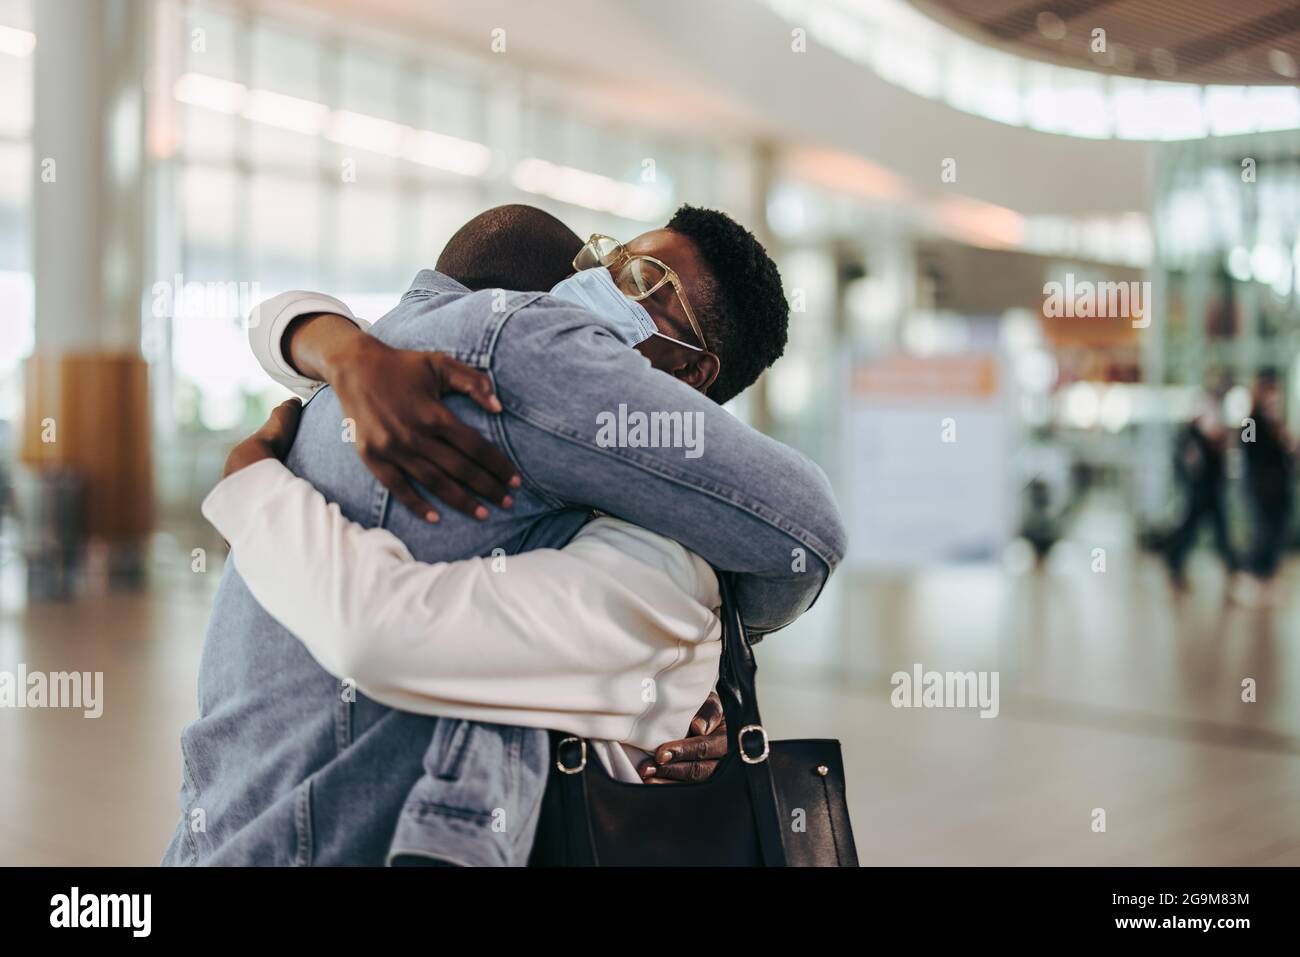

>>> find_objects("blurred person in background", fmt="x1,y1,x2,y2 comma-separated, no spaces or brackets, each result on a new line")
1021,479,1058,565
1165,390,1235,588
1017,428,1076,565
1237,371,1295,603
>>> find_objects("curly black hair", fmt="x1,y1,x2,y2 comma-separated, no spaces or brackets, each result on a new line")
665,204,789,405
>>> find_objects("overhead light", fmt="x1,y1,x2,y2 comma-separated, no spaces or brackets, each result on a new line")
1149,48,1178,77
173,72,247,114
511,157,666,221
242,89,328,135
173,72,491,177
404,129,493,177
1099,385,1133,433
782,146,909,203
1250,243,1287,286
0,25,35,58
932,196,1025,249
1035,12,1066,41
1062,383,1101,430
1268,49,1298,79
327,110,407,157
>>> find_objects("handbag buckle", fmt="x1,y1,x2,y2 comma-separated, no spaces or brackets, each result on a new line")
556,736,587,774
738,724,770,764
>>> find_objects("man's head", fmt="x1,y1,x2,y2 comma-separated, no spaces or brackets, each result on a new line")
437,204,582,294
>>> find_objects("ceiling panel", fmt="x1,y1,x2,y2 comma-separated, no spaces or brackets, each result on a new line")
913,0,1300,85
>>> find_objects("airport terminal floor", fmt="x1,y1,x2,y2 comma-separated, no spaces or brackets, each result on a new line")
4,519,1297,867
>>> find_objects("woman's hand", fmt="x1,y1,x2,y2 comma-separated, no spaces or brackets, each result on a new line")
638,691,727,783
331,336,521,523
223,398,304,479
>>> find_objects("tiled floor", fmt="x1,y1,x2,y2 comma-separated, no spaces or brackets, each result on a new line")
1,543,1297,865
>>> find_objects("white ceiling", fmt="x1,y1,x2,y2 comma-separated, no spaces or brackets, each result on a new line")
281,0,1154,217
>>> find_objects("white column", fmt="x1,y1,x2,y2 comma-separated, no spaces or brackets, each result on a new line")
25,0,154,551
32,0,147,354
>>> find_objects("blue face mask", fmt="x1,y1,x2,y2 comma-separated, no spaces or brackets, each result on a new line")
549,267,658,347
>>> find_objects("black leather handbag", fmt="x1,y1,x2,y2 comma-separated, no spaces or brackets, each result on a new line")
529,573,858,866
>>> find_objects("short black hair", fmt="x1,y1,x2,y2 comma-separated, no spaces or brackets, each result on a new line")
437,204,582,293
665,204,789,404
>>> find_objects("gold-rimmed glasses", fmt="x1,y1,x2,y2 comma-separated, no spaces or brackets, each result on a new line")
573,234,709,352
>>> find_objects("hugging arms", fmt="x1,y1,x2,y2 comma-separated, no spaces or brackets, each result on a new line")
168,204,845,865
222,270,842,777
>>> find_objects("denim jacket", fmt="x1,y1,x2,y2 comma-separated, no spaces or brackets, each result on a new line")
163,270,845,866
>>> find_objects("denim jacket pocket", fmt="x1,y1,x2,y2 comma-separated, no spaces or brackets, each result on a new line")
390,722,548,866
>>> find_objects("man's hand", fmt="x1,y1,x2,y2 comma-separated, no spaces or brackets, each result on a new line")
283,312,521,523
638,691,727,783
223,398,303,479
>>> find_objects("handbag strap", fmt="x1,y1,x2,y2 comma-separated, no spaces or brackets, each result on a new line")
551,733,598,866
715,572,788,866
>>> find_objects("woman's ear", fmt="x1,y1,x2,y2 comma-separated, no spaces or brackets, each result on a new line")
674,352,720,394
634,337,720,395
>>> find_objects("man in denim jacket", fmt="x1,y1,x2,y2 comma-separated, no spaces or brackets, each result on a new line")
163,205,845,866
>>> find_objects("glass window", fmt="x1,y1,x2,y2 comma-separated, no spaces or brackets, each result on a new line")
179,165,238,264
426,70,483,145
0,269,32,419
247,24,325,167
179,101,239,163
335,184,401,291
249,22,320,101
248,173,322,287
182,6,242,83
339,50,401,122
0,43,31,134
0,0,30,429
153,0,716,444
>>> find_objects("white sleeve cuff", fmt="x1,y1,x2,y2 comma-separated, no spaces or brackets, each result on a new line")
247,291,372,400
201,458,297,544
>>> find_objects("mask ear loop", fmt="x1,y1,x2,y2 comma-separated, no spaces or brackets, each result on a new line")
650,332,704,353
